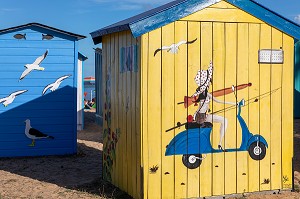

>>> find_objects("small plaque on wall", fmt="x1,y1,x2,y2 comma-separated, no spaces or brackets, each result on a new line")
258,49,284,64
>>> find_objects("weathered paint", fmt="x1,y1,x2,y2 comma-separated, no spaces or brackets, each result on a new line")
0,24,84,157
99,0,295,198
295,41,300,118
101,31,141,199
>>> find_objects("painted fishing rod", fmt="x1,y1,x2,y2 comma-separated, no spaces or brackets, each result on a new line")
178,83,252,108
166,87,281,132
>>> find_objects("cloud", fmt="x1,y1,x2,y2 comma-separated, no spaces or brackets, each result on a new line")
295,15,300,24
88,0,170,11
0,8,19,13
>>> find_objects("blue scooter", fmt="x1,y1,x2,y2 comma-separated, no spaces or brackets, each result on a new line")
165,93,268,169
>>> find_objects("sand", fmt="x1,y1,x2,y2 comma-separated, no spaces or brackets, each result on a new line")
0,111,300,199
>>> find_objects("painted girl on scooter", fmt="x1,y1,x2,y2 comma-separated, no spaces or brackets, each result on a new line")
192,61,236,152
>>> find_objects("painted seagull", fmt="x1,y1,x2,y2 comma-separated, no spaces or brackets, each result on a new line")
24,119,54,147
42,75,71,95
0,90,28,107
154,38,197,56
19,50,48,81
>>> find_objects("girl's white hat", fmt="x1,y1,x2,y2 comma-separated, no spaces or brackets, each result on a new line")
194,61,213,93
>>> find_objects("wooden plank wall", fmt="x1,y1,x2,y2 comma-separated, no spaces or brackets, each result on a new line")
139,1,294,198
102,31,141,199
0,27,77,157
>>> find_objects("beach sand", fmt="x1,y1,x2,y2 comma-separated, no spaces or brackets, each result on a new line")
0,111,300,199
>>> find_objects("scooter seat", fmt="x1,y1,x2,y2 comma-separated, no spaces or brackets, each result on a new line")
185,122,213,129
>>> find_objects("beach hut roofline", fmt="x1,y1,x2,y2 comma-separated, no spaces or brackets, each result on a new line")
0,22,86,40
90,0,300,44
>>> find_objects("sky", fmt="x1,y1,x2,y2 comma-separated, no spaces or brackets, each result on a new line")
0,0,299,77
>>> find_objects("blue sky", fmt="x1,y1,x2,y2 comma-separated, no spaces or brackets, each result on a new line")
0,0,299,77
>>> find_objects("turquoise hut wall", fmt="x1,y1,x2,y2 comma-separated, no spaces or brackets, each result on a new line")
0,23,85,157
295,40,300,118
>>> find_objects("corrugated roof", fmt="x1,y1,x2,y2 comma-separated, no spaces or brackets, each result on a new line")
90,0,300,44
0,23,86,40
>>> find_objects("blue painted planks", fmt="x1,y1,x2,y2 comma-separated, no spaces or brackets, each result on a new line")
0,48,74,56
0,64,74,72
0,31,67,41
0,72,73,79
0,55,74,64
0,24,78,158
0,40,74,49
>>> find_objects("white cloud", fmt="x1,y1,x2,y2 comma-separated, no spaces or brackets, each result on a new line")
88,0,170,11
295,15,300,24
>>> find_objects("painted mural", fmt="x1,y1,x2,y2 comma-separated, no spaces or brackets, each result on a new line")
42,75,71,95
0,90,27,107
19,49,48,81
103,66,121,181
165,61,269,169
154,38,197,56
24,119,55,147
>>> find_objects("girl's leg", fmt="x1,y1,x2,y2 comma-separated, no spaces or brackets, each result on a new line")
206,114,228,148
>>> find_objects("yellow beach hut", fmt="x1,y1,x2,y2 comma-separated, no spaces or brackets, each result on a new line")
90,0,300,198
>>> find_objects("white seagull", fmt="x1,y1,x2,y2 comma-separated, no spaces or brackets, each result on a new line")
19,50,48,81
0,90,28,107
42,75,71,95
24,119,54,147
154,38,197,56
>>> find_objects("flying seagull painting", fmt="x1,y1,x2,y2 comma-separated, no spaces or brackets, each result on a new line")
19,50,48,81
154,38,197,56
24,119,54,147
0,90,27,107
42,75,71,95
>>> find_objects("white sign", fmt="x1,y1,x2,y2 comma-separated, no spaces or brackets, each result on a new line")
258,49,284,64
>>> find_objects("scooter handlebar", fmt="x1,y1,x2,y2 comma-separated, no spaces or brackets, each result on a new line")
239,99,245,107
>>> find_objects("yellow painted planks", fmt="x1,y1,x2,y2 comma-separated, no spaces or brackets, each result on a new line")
161,22,176,199
141,33,149,199
186,21,201,198
121,31,128,191
147,28,162,199
281,33,294,190
110,34,116,184
181,6,263,24
270,28,283,190
102,35,108,181
224,22,238,195
212,22,225,196
131,36,138,198
199,22,213,197
236,23,249,194
259,24,271,191
248,23,260,193
174,21,188,199
136,37,142,199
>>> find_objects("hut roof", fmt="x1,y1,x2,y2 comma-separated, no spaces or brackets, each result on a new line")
0,22,86,40
90,0,300,44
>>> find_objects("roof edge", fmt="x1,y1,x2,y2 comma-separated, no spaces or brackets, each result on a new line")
0,23,86,40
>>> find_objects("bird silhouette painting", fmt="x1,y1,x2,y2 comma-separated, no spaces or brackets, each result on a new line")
19,50,48,81
24,119,54,147
154,38,197,56
0,90,27,107
42,75,71,95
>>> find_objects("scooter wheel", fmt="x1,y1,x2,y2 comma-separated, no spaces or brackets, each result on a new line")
182,154,202,169
248,141,266,160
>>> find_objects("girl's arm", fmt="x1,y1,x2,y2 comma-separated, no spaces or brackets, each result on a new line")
207,92,236,105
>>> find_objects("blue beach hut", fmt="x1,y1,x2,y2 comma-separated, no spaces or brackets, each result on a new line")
0,23,85,157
